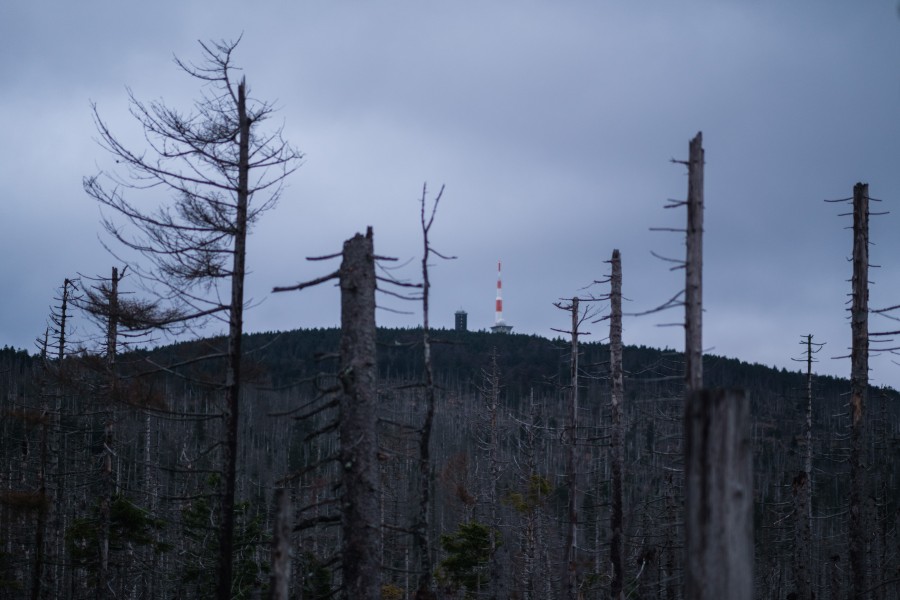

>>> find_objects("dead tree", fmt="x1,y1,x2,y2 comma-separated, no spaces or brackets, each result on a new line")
337,229,381,599
684,132,704,393
414,183,450,600
663,132,753,599
84,38,301,600
608,249,625,600
553,297,595,600
790,334,823,600
274,228,383,599
269,488,293,600
848,182,870,599
684,389,753,600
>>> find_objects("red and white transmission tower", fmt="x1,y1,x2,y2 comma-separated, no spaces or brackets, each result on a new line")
491,260,513,334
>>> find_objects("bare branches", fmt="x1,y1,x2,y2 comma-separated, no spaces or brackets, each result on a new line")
272,271,340,294
85,38,302,302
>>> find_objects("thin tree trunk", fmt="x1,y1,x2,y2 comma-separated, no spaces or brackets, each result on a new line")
563,297,579,600
849,181,869,600
684,389,753,600
685,132,704,393
609,249,625,600
269,488,292,600
216,78,250,600
338,228,380,600
98,266,120,600
415,186,440,600
793,334,815,600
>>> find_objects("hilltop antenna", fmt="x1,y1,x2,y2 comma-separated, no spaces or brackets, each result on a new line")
491,260,513,333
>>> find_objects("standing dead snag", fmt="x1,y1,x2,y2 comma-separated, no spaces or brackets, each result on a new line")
790,334,822,600
338,228,381,600
684,389,753,600
273,227,385,598
84,38,301,600
673,133,753,599
552,297,593,600
608,249,625,600
685,132,704,394
269,488,293,600
415,183,450,600
848,182,869,600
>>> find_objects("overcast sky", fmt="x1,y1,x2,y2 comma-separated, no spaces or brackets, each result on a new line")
3,2,900,389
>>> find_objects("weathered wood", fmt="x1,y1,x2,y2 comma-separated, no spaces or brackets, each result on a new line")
339,227,381,600
563,297,579,600
684,388,753,600
268,488,292,600
609,249,625,600
216,78,251,600
792,334,815,600
848,181,869,599
685,132,704,393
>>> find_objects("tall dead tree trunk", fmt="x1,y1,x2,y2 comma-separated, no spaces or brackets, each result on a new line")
680,133,753,599
269,488,293,600
684,389,753,600
216,77,251,600
563,297,579,600
98,266,121,600
609,249,625,600
685,132,704,393
338,228,380,600
792,334,816,600
415,184,447,600
848,181,869,600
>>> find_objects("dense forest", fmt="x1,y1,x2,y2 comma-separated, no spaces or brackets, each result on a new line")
0,326,897,599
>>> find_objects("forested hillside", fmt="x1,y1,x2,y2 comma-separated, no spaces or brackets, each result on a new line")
1,327,897,599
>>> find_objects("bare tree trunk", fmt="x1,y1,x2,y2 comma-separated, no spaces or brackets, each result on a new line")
98,266,120,600
609,249,625,600
415,185,444,600
216,78,250,600
849,181,869,600
793,334,815,600
563,297,579,600
685,132,704,393
338,228,381,600
684,389,753,600
269,488,293,600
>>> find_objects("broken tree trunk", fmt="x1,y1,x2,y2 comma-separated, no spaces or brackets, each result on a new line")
563,297,579,600
849,182,869,600
338,227,381,600
269,488,293,600
685,132,704,393
684,388,753,600
609,249,625,600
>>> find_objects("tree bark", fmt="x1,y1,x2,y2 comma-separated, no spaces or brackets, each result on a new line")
849,181,869,600
269,488,293,600
609,249,625,600
338,228,381,600
685,132,704,393
563,297,579,600
792,334,815,600
684,389,753,600
216,78,250,600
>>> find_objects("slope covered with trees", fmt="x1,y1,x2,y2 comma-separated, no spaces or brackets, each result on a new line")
0,326,897,599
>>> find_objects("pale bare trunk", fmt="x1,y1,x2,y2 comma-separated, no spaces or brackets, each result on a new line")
849,182,869,600
338,228,380,600
609,249,625,600
685,132,704,393
563,297,579,600
269,488,293,600
684,389,753,600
